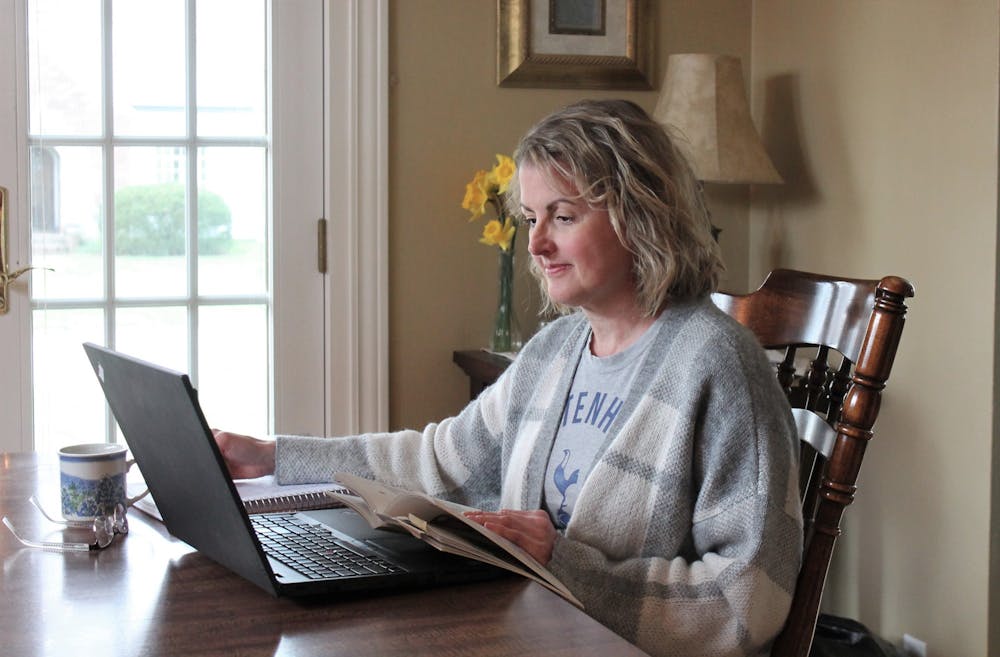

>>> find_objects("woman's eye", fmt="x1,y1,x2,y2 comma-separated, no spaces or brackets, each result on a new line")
523,216,537,227
556,215,574,224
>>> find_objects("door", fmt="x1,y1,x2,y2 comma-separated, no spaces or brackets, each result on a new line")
0,0,387,453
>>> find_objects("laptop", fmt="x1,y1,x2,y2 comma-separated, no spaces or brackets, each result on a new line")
83,343,499,597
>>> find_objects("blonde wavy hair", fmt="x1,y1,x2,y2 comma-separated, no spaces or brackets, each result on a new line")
506,99,724,317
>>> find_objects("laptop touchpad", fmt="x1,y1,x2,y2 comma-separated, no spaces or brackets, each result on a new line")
366,533,435,555
304,508,429,551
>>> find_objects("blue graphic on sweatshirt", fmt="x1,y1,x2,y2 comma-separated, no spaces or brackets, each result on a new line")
553,449,580,526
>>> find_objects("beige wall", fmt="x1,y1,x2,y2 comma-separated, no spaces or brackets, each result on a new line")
751,2,999,656
389,1,1000,655
388,0,754,429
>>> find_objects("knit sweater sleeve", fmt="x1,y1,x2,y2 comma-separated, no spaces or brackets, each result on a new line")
545,311,803,657
271,362,516,510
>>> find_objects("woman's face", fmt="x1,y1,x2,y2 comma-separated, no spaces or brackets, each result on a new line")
520,163,636,316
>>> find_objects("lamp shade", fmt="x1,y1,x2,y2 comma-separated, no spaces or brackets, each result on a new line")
653,54,782,184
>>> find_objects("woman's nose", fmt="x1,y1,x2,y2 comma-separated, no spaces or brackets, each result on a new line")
527,221,551,256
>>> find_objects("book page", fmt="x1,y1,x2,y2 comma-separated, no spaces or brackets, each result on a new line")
333,473,475,522
333,472,582,608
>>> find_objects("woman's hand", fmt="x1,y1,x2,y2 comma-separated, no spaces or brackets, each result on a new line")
464,509,556,565
212,429,276,479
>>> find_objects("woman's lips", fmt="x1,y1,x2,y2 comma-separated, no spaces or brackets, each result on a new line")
540,261,570,276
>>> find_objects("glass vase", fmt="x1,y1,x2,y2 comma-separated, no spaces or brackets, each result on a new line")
490,247,522,353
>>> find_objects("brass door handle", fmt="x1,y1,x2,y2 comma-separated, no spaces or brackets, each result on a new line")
0,186,52,314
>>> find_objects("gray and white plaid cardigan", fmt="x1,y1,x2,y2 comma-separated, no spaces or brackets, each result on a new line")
275,296,803,657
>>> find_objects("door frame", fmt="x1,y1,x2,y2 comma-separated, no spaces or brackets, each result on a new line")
322,0,389,436
0,0,30,451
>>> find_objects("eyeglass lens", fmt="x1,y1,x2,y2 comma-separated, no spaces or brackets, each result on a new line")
92,505,129,549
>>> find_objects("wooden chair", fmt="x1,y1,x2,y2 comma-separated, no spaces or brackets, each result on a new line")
711,269,915,657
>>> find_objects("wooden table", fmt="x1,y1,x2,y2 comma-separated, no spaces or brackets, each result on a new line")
452,350,512,400
0,453,647,657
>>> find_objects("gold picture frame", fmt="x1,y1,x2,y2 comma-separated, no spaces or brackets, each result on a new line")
497,0,655,89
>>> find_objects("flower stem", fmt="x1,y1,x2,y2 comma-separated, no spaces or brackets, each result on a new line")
491,234,520,352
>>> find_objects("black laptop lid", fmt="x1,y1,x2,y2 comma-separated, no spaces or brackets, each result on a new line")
83,343,277,594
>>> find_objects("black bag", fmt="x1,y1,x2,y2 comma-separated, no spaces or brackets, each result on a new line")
809,614,903,657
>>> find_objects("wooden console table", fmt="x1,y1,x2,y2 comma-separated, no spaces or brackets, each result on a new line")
452,350,512,400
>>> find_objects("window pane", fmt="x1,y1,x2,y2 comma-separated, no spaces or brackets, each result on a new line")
114,147,187,297
115,306,188,372
199,305,267,436
197,0,266,137
113,0,186,137
33,309,107,454
30,146,104,300
28,0,103,136
198,147,266,295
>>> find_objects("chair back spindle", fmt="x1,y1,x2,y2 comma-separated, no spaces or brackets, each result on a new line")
712,269,914,657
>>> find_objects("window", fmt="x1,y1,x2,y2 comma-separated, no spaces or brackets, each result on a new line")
0,0,386,453
28,0,272,452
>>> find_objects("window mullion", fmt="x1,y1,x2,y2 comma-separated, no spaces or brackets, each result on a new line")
103,0,115,443
186,0,198,385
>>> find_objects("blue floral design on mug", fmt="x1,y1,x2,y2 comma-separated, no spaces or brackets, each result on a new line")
61,472,126,518
58,443,133,521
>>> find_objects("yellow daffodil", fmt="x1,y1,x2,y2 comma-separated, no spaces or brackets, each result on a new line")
487,154,516,195
460,155,520,352
462,170,490,221
479,216,517,252
462,154,517,252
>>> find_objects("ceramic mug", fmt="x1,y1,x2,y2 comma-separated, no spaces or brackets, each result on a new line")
58,443,145,521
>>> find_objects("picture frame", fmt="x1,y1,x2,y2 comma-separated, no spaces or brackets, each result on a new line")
497,0,655,89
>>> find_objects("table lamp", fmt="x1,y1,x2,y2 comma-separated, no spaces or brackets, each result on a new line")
652,53,781,238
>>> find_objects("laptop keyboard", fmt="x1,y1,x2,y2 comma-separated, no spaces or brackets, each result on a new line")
252,513,404,580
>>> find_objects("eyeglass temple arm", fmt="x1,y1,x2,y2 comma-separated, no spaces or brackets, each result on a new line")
29,495,91,527
2,517,94,552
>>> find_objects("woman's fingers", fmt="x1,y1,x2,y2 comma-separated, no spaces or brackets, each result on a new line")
465,509,555,565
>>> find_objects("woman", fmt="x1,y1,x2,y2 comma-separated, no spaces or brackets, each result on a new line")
217,99,802,657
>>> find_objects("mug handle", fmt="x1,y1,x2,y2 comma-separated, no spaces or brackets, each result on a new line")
124,458,150,507
126,488,151,506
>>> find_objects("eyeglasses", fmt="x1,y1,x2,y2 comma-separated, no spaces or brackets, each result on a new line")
2,497,129,552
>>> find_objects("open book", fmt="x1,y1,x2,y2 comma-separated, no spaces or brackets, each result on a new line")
331,472,582,608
